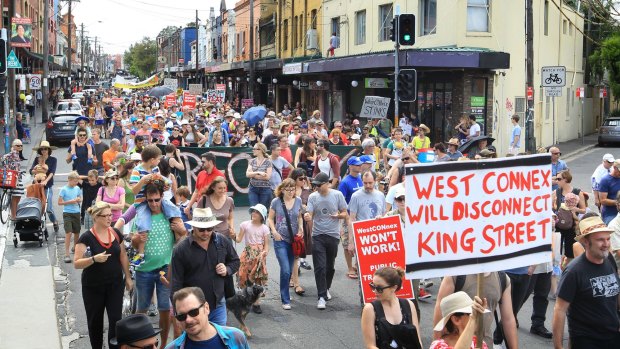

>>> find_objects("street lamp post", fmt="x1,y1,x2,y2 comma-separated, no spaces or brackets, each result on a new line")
42,0,50,122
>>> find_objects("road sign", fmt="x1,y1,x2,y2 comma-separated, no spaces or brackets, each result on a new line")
600,88,607,98
527,86,534,101
576,87,585,98
545,87,562,97
6,50,21,69
541,66,566,87
29,74,41,89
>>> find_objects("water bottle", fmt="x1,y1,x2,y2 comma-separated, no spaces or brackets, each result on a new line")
84,246,92,258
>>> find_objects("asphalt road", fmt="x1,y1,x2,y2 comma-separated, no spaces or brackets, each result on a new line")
2,128,612,348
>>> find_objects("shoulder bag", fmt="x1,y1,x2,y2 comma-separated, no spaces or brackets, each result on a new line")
281,199,305,256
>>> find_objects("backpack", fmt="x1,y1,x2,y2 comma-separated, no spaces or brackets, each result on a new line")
371,298,421,349
555,207,574,230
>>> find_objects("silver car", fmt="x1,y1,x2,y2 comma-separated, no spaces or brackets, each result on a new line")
598,117,620,146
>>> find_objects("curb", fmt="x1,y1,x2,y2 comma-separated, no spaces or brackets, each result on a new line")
562,143,597,161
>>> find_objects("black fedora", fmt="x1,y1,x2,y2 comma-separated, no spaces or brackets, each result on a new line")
109,314,161,346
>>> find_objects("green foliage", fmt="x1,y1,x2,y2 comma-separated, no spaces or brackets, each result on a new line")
590,34,620,99
158,26,179,39
123,37,157,79
608,109,620,117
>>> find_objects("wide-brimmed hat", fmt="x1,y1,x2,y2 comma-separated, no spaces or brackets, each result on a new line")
447,138,460,147
419,124,430,133
34,140,57,151
130,152,142,161
104,169,118,178
576,216,613,241
186,207,222,229
479,149,496,157
75,116,90,123
248,204,268,222
434,291,490,331
110,314,160,346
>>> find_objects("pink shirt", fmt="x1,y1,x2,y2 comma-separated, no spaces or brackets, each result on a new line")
98,186,126,222
239,221,269,245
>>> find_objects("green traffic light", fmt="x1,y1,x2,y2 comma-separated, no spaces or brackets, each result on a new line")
404,34,411,41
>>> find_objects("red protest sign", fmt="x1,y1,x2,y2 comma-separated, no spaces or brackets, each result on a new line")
111,98,123,108
353,215,413,303
242,99,254,108
165,94,177,108
183,94,197,109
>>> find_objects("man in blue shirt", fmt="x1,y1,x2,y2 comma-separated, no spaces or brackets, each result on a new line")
550,147,567,190
338,156,363,280
509,115,521,155
598,160,620,224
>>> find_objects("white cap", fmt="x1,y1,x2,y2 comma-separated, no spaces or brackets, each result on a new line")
268,111,276,117
180,119,189,125
603,153,615,163
351,134,361,140
234,112,241,119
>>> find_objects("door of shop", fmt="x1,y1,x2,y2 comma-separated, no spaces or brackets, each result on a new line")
407,81,453,144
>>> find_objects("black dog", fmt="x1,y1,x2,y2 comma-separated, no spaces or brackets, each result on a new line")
226,284,264,337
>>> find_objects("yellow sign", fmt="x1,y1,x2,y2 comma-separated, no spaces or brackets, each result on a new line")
113,73,162,89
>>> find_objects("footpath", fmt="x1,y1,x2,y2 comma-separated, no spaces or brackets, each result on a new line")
0,109,62,349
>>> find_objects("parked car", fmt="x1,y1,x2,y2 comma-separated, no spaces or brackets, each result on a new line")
53,99,83,116
598,116,620,146
71,92,84,100
46,112,82,143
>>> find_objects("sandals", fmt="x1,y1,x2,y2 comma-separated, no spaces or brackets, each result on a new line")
347,272,359,279
294,286,305,296
289,282,294,288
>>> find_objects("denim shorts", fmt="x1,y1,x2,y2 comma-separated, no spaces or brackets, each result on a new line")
135,265,170,312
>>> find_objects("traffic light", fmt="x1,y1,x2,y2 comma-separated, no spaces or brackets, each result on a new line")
389,16,397,42
0,38,6,75
0,76,6,94
397,70,417,102
398,14,415,46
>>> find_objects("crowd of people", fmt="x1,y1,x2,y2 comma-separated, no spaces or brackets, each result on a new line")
4,86,619,349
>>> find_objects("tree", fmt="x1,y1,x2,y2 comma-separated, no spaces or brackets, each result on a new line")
590,34,620,98
123,37,157,79
158,26,179,39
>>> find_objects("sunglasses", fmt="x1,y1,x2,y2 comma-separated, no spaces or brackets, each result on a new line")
128,340,159,349
97,213,112,218
147,198,162,203
14,145,23,148
174,303,205,322
395,197,405,202
108,176,119,180
297,177,307,181
197,227,214,232
551,152,561,155
402,157,410,161
78,134,87,137
369,283,394,294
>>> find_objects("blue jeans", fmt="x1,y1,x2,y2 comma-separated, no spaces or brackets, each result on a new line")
134,199,181,232
45,187,57,223
248,185,273,209
274,240,294,304
135,265,171,312
209,297,227,326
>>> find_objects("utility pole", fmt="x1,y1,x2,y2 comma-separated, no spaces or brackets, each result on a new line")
195,10,199,84
79,23,84,87
248,0,254,99
66,0,73,89
394,15,400,121
525,0,535,153
7,0,16,149
93,36,97,84
42,0,50,122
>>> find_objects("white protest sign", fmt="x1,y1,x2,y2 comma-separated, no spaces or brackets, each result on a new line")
163,78,178,90
404,154,553,279
206,84,226,104
188,84,202,95
359,96,390,119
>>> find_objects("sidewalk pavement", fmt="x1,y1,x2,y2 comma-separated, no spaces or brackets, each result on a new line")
0,107,61,349
554,133,599,159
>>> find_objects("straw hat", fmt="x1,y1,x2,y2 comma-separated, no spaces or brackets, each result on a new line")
419,124,430,133
447,138,460,147
576,216,613,241
434,291,490,331
186,207,222,229
104,169,118,178
34,140,57,151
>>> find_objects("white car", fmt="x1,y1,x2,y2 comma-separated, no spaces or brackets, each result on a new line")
71,92,85,100
53,99,84,116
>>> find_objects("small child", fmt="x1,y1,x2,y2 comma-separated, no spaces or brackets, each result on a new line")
128,145,182,266
175,186,192,233
70,118,94,163
236,204,270,313
58,171,83,263
559,192,580,271
79,169,103,231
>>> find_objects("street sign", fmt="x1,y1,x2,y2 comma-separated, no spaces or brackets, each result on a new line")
29,74,41,89
576,87,585,98
527,86,534,101
6,50,21,69
541,66,566,87
545,87,562,97
600,88,607,98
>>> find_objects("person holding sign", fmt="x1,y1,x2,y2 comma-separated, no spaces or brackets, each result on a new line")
552,215,620,349
360,267,422,349
304,172,348,310
430,292,489,349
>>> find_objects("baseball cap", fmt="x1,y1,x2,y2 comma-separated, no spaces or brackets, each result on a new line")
311,172,330,185
603,153,615,163
347,156,363,166
359,155,375,164
351,134,361,140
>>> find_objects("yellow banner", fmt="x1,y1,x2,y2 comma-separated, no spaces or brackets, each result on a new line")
113,73,162,89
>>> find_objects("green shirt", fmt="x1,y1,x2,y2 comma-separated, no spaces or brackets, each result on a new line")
137,213,174,272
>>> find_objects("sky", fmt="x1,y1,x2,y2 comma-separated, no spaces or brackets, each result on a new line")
69,0,236,55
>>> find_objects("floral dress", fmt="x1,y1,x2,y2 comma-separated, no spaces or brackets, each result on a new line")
429,337,488,349
237,220,269,287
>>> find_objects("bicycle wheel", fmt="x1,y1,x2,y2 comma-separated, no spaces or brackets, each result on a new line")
0,190,10,224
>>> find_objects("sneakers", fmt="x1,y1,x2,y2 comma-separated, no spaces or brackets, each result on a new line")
131,254,145,267
147,303,158,317
63,256,71,263
421,279,434,288
418,288,432,300
317,297,326,309
282,304,291,310
53,222,59,233
326,289,332,301
300,260,312,270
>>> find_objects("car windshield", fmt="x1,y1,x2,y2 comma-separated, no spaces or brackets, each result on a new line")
58,103,81,111
603,119,620,126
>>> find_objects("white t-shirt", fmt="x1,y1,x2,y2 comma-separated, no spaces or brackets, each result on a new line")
317,156,334,179
288,133,297,145
469,123,481,138
592,164,611,191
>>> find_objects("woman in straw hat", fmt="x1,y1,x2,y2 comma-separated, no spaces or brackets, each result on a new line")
30,140,60,232
96,169,125,225
430,291,489,349
361,266,423,349
412,123,431,151
235,204,270,314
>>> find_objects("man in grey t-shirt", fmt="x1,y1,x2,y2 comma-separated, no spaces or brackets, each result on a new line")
304,172,347,310
269,144,293,190
348,171,386,254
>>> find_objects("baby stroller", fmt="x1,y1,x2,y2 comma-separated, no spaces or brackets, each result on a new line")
13,197,48,247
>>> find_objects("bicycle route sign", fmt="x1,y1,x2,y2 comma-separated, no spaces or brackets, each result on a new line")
541,66,566,87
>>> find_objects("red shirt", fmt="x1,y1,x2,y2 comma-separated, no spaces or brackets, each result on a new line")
195,167,225,193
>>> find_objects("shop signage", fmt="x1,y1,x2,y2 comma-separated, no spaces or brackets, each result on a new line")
282,62,303,75
470,96,485,107
359,96,391,119
364,78,389,89
309,81,329,90
298,81,309,88
404,154,553,279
